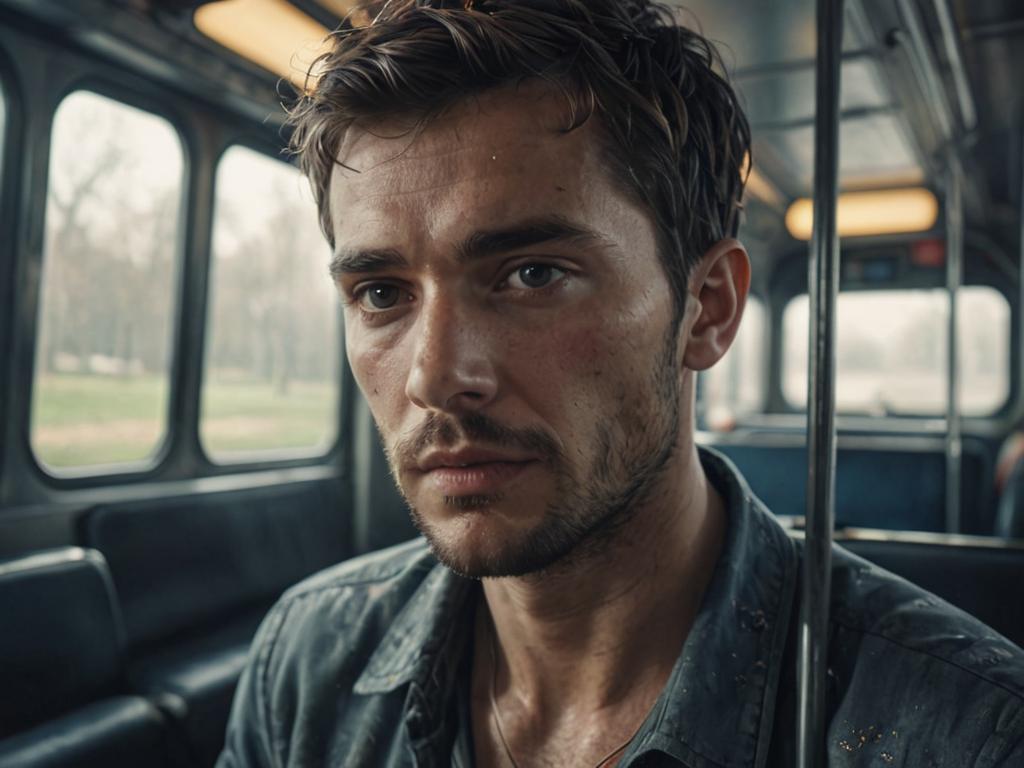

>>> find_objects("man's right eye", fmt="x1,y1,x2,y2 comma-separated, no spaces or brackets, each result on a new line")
358,284,401,310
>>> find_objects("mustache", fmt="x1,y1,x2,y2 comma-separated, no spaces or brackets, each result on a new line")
391,411,562,468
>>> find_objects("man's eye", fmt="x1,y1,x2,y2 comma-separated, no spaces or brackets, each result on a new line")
359,284,401,310
508,264,566,290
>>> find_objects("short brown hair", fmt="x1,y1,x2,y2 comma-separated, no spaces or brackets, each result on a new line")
288,0,750,317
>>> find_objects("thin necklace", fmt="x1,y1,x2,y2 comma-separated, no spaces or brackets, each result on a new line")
486,618,645,768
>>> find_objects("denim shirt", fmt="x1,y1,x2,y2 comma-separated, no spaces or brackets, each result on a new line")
218,449,1024,767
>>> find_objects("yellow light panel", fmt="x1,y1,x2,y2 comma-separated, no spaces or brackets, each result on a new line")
785,187,939,241
316,0,369,24
195,0,332,88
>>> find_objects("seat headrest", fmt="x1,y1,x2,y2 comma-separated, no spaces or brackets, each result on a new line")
0,547,124,738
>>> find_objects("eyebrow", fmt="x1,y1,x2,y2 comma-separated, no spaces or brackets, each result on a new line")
329,248,407,281
330,216,613,280
455,216,613,263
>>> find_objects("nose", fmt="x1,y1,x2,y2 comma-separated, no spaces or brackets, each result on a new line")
404,293,498,413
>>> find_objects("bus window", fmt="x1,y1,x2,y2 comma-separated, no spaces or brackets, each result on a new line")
200,145,338,461
31,91,184,473
782,287,1010,416
700,295,765,430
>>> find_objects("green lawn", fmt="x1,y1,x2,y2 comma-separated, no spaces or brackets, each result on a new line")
31,373,337,470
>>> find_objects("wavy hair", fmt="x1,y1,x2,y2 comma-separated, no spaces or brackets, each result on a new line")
288,0,750,317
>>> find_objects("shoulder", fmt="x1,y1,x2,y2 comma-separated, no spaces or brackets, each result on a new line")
281,536,435,601
264,536,437,643
823,544,1024,764
219,539,439,767
246,536,439,692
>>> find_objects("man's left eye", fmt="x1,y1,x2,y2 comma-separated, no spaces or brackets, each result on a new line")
508,264,566,290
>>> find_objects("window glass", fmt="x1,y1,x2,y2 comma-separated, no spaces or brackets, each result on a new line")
782,287,1010,416
32,91,183,471
201,145,338,460
700,296,766,430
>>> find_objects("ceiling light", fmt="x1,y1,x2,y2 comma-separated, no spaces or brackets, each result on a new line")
315,0,370,25
195,0,332,88
785,187,939,241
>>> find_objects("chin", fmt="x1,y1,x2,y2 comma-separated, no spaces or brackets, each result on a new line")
408,497,589,579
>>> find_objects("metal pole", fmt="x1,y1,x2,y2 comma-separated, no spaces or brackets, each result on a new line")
931,0,978,133
945,156,963,533
797,0,843,766
894,0,955,143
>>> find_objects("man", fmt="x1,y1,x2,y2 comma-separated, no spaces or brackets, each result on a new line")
219,1,1024,765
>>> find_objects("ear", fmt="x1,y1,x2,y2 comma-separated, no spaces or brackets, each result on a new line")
681,238,751,371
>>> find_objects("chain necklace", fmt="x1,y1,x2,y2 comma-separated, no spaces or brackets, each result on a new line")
486,618,645,768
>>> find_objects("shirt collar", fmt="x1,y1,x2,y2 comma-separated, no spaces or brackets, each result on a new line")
628,447,799,767
353,562,473,696
352,446,799,768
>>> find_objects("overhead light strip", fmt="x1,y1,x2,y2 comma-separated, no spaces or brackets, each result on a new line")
195,0,332,88
785,187,939,240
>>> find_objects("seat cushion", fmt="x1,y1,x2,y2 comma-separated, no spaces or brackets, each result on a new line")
0,548,123,737
129,607,269,766
0,696,173,768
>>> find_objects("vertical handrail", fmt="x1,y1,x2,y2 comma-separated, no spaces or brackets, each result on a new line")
931,0,977,133
894,0,954,142
945,155,964,533
797,0,843,766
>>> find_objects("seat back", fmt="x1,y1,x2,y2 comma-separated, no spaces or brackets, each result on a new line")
841,536,1024,648
996,457,1024,539
711,437,993,533
0,548,124,738
79,479,349,652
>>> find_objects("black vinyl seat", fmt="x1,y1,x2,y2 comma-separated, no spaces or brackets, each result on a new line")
0,547,180,768
78,479,349,766
840,535,1024,648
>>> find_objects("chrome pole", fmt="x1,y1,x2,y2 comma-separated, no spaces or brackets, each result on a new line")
945,155,963,533
797,0,843,765
931,0,977,133
895,0,954,142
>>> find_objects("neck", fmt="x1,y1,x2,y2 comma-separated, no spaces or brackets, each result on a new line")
479,441,726,715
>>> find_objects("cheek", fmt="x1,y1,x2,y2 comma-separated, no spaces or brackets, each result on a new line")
346,328,408,415
505,320,639,433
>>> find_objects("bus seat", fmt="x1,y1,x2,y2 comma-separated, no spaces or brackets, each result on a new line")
711,439,993,533
77,479,350,766
0,547,179,767
839,537,1024,648
995,457,1024,539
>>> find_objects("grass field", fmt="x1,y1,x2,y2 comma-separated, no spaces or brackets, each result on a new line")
31,373,337,469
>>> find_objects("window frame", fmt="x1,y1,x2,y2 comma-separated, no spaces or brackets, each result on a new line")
766,242,1020,431
26,81,193,482
0,41,20,499
196,138,344,468
778,285,1012,418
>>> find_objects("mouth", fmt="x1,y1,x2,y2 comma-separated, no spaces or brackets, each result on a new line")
412,449,539,496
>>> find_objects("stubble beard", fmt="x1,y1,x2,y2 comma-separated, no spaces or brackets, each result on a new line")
385,327,682,579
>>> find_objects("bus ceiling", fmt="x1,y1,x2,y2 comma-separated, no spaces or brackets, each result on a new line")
2,0,1022,265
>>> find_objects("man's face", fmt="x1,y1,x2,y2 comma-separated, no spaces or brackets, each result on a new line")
330,86,687,578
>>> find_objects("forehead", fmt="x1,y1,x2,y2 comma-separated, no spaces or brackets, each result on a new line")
327,86,639,252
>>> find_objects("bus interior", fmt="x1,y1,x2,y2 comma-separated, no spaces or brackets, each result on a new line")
0,0,1022,765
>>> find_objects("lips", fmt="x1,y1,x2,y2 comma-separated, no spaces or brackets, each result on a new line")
413,448,537,496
